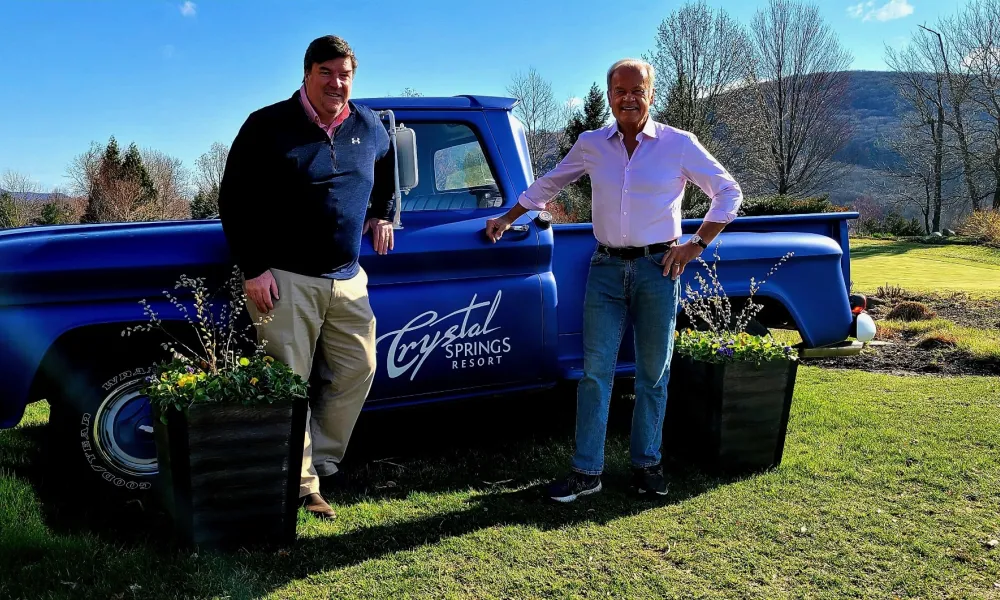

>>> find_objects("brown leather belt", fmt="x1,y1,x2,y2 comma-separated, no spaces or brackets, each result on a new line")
596,240,677,259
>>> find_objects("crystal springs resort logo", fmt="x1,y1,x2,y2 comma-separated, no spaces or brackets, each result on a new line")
376,291,512,380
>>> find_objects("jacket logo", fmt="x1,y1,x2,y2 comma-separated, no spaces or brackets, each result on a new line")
352,137,361,144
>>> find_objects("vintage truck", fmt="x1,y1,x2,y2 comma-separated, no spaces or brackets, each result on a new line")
0,94,867,494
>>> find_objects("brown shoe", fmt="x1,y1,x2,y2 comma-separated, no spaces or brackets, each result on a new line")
300,493,336,520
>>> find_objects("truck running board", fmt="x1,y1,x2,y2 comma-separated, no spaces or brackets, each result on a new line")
798,341,865,358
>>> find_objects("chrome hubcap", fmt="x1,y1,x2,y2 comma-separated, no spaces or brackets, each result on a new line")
92,379,158,477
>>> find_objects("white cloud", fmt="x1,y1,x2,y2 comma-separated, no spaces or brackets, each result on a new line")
566,97,583,109
848,0,913,22
162,45,176,59
180,1,196,17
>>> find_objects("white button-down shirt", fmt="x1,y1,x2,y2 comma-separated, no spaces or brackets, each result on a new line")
518,119,743,247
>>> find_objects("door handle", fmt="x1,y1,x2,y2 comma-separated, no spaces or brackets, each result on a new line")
501,223,531,240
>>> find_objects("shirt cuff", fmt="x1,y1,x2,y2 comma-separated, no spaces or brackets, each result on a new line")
518,192,546,211
704,207,737,224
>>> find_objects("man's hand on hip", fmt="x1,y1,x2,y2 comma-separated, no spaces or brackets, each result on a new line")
245,270,279,313
364,218,394,255
661,242,703,280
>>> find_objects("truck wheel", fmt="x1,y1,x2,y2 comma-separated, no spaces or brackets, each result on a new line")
46,358,161,496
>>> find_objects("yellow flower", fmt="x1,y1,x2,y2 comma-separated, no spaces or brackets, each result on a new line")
239,357,250,367
250,377,259,385
176,375,197,388
263,356,274,363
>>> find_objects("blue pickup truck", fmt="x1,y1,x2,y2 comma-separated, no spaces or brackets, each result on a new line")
0,95,864,494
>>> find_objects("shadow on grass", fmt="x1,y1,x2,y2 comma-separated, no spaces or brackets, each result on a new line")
1,386,748,599
848,241,920,260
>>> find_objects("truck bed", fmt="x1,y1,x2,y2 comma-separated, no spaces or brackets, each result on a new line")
550,212,857,379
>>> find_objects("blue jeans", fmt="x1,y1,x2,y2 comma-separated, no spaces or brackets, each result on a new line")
571,247,680,475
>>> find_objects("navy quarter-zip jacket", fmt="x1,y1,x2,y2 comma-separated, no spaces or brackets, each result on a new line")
219,92,395,280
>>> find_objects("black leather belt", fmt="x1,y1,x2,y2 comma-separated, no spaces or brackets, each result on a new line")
597,240,677,259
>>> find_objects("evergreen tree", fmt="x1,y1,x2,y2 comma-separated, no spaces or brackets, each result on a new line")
120,142,158,206
190,185,220,219
556,82,610,221
34,201,73,225
0,192,17,229
82,136,123,223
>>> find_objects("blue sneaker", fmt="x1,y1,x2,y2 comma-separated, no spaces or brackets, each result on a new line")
547,471,602,503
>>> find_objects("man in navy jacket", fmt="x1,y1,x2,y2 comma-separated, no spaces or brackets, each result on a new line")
219,35,395,519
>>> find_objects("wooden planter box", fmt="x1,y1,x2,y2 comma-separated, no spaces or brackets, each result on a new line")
664,356,798,474
152,399,307,550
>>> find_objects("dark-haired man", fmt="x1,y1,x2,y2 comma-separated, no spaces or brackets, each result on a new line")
218,35,396,519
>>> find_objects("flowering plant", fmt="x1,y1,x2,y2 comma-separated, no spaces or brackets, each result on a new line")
123,268,309,422
675,242,798,364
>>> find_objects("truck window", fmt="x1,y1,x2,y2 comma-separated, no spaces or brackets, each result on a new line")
401,123,504,212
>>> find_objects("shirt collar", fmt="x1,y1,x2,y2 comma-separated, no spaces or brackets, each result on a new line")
298,84,351,134
606,118,658,140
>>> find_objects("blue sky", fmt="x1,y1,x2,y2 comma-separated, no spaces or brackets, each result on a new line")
0,0,950,191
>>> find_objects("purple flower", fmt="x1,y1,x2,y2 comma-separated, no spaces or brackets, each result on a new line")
716,347,734,358
146,375,158,383
186,366,196,374
783,346,792,355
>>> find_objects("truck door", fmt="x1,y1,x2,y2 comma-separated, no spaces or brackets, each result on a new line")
358,112,551,406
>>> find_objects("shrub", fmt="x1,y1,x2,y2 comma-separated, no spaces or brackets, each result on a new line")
956,210,1000,247
676,242,798,364
875,283,908,301
885,301,936,322
916,331,958,349
683,194,850,219
738,194,851,217
124,268,309,421
856,210,925,237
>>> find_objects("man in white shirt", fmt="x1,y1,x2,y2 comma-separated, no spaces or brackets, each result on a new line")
486,58,743,502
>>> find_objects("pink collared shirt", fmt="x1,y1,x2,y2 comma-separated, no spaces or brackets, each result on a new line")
518,119,743,247
299,84,350,138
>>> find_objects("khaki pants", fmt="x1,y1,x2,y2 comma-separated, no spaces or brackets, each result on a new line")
246,267,376,498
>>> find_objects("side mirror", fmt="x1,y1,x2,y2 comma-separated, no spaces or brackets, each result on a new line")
394,125,418,192
377,110,418,229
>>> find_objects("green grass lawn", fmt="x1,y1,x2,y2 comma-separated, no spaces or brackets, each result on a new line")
2,368,999,599
848,239,1000,297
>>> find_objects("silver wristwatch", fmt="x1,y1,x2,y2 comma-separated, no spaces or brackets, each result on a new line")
690,234,707,249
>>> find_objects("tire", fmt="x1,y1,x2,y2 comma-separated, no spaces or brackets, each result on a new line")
45,353,162,496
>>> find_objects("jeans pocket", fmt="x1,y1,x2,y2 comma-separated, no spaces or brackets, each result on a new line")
645,251,667,267
590,250,610,265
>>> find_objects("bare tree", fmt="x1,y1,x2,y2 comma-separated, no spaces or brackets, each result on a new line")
871,118,964,233
921,21,987,213
142,148,192,220
645,0,753,162
195,142,229,196
65,141,104,199
886,29,955,231
86,178,162,223
0,170,42,228
506,67,562,176
741,0,854,197
949,0,1000,210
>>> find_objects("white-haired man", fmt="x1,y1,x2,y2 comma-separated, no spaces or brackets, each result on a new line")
485,58,743,502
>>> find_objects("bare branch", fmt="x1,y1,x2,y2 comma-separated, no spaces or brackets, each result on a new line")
506,67,562,176
738,0,854,197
